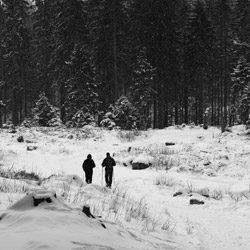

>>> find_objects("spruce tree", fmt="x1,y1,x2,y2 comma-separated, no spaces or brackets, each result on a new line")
234,0,250,60
111,95,138,130
33,92,62,127
231,57,250,123
131,0,182,128
0,3,5,126
86,0,131,108
130,47,155,129
51,0,88,122
213,0,234,130
185,0,214,124
31,0,56,102
64,44,99,127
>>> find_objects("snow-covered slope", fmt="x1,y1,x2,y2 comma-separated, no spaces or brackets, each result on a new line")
0,125,250,250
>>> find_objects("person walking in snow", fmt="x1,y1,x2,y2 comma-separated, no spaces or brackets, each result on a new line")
102,152,116,188
82,154,96,184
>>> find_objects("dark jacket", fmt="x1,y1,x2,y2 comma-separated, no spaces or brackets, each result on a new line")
102,155,116,169
82,155,95,172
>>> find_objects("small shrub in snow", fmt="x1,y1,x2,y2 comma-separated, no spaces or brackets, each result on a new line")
154,174,177,187
117,130,136,142
228,191,243,203
161,218,176,232
74,125,99,140
153,155,177,170
58,146,71,155
186,181,196,193
117,129,145,142
210,189,224,200
185,220,195,235
21,117,39,127
146,144,176,157
136,144,179,170
0,178,31,193
125,196,148,222
14,170,40,181
143,215,161,232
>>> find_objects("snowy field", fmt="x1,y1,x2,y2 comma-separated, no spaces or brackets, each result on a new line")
0,125,250,250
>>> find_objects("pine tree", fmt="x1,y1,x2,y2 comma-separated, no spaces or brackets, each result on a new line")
130,47,155,129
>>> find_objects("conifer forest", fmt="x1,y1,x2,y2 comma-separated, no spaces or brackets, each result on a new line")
0,0,250,130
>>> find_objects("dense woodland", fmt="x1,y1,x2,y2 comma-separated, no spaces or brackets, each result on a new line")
0,0,250,130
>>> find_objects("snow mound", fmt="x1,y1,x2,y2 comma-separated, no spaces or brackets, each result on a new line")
115,155,135,167
8,190,70,211
0,190,163,250
132,154,154,165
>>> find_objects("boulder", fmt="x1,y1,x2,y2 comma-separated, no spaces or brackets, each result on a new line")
9,129,17,133
67,134,74,139
173,188,192,197
17,135,24,142
190,198,204,205
132,162,149,170
203,124,208,130
25,140,35,144
173,191,183,197
27,146,37,151
132,154,153,170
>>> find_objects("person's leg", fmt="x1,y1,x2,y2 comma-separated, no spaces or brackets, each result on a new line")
105,170,109,187
86,171,92,184
106,168,113,187
109,169,113,187
89,170,93,184
84,171,88,183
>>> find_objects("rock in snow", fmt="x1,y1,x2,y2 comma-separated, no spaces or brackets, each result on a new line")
132,154,154,170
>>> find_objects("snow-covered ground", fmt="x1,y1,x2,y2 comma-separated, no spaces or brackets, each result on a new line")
0,125,250,250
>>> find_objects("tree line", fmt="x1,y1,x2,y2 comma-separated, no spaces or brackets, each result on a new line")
0,0,249,130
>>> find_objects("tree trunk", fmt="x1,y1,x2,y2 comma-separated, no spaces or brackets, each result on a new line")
12,88,18,126
113,2,118,101
184,81,188,124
